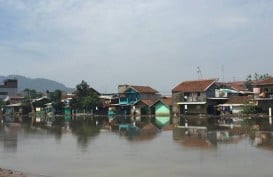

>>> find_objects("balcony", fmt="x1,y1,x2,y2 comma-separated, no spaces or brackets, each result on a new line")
182,96,206,102
119,97,138,105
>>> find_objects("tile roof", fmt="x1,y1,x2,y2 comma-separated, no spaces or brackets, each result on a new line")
161,97,172,106
129,85,159,94
229,83,247,91
141,99,155,106
157,97,172,106
252,77,273,86
136,99,157,106
172,79,217,92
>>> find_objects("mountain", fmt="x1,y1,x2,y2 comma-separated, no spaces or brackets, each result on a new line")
0,75,74,93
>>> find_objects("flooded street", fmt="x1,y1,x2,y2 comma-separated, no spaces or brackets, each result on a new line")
1,116,273,177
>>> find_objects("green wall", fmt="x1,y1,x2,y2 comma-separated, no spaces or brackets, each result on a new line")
155,102,170,116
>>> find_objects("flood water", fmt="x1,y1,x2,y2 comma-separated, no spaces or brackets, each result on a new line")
1,116,273,177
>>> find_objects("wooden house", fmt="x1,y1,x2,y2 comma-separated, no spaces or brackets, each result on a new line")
172,79,226,115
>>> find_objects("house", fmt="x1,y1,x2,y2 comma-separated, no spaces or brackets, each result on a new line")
118,85,160,105
98,94,119,116
150,97,173,127
252,77,273,112
216,81,252,97
5,96,24,105
4,103,22,115
217,95,252,114
172,79,226,115
133,99,156,116
0,79,18,100
117,85,160,115
151,97,172,116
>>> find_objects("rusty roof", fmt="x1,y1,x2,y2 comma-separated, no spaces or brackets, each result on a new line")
225,96,251,104
172,79,217,92
129,85,159,94
252,77,273,86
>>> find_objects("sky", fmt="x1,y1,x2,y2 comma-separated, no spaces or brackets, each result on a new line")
0,0,273,94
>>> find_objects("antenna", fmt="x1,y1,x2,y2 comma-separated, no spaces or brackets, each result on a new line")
221,65,225,82
197,66,203,79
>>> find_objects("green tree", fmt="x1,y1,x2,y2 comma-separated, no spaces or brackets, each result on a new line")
76,80,89,97
245,73,272,90
70,80,99,113
49,89,63,102
23,88,43,99
48,89,64,115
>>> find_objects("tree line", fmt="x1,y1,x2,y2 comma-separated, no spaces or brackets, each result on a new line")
1,80,100,115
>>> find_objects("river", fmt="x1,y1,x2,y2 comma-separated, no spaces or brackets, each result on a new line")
0,116,273,177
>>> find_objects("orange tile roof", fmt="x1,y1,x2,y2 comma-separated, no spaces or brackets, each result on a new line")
172,79,217,92
160,97,172,106
253,77,273,86
130,85,159,94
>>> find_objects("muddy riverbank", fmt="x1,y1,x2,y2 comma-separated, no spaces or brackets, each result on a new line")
0,168,50,177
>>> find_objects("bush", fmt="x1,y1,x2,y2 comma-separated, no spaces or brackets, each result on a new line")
242,105,262,114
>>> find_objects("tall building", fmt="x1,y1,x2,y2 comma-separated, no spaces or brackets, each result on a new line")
0,79,18,100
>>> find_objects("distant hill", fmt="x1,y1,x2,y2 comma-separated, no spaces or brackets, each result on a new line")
0,75,74,93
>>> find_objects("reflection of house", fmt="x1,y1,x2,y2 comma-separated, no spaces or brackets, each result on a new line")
252,78,273,112
254,131,273,149
173,128,217,149
0,79,18,100
172,79,226,115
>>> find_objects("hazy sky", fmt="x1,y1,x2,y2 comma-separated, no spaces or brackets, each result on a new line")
1,0,273,94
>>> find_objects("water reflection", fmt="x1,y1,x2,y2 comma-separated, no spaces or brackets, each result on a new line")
0,123,20,152
173,127,217,149
1,115,273,151
1,115,273,177
70,118,100,150
155,116,170,128
124,123,160,141
247,117,273,150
